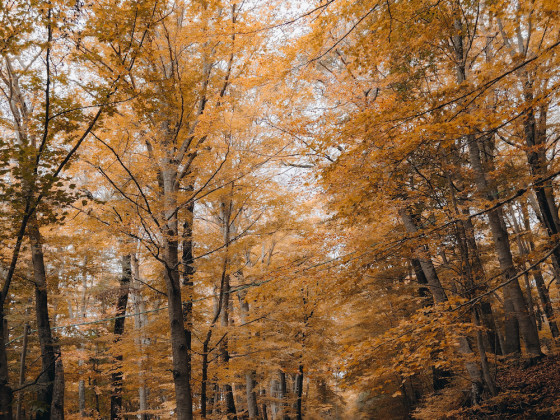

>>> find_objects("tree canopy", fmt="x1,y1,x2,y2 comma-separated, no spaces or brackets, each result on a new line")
1,0,560,419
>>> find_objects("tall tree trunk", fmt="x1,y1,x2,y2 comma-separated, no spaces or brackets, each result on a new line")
467,135,541,356
110,254,131,419
50,349,64,420
201,342,209,418
399,209,448,303
216,194,237,419
15,323,29,420
219,272,237,419
517,201,560,339
78,256,88,417
181,197,194,420
446,145,503,356
410,258,431,300
29,220,59,420
162,164,193,420
132,253,149,420
521,81,560,279
399,208,488,399
473,312,497,396
201,246,231,418
295,365,303,420
279,371,290,420
452,15,541,357
0,307,11,419
163,238,193,420
260,389,268,420
238,290,258,419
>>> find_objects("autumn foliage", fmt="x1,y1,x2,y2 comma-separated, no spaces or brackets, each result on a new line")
0,0,560,419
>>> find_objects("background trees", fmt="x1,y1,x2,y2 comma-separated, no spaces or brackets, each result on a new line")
1,0,560,419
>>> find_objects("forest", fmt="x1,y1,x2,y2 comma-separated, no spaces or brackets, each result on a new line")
1,0,560,419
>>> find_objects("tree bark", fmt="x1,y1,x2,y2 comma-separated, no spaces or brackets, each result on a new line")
161,162,193,420
0,307,12,419
521,79,560,279
110,254,131,419
238,290,258,419
50,349,64,420
181,197,194,420
452,14,541,357
201,342,209,418
219,272,237,419
15,323,29,420
279,371,290,420
132,253,149,420
399,209,448,303
260,389,268,420
400,209,489,399
29,220,59,420
518,202,560,339
295,365,303,420
467,135,541,356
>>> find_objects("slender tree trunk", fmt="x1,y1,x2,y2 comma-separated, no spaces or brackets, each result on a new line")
50,349,64,420
132,253,149,420
260,389,268,420
399,209,448,303
15,323,29,420
473,311,497,396
508,208,540,333
521,81,560,279
0,307,11,419
201,343,209,418
410,258,431,300
518,202,560,339
181,197,195,420
279,371,289,420
219,272,237,419
215,194,237,419
110,254,131,419
29,220,59,420
78,257,88,418
295,365,303,420
201,246,232,418
238,290,258,419
78,378,85,417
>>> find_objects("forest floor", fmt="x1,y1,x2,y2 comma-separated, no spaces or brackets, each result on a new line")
452,354,560,419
